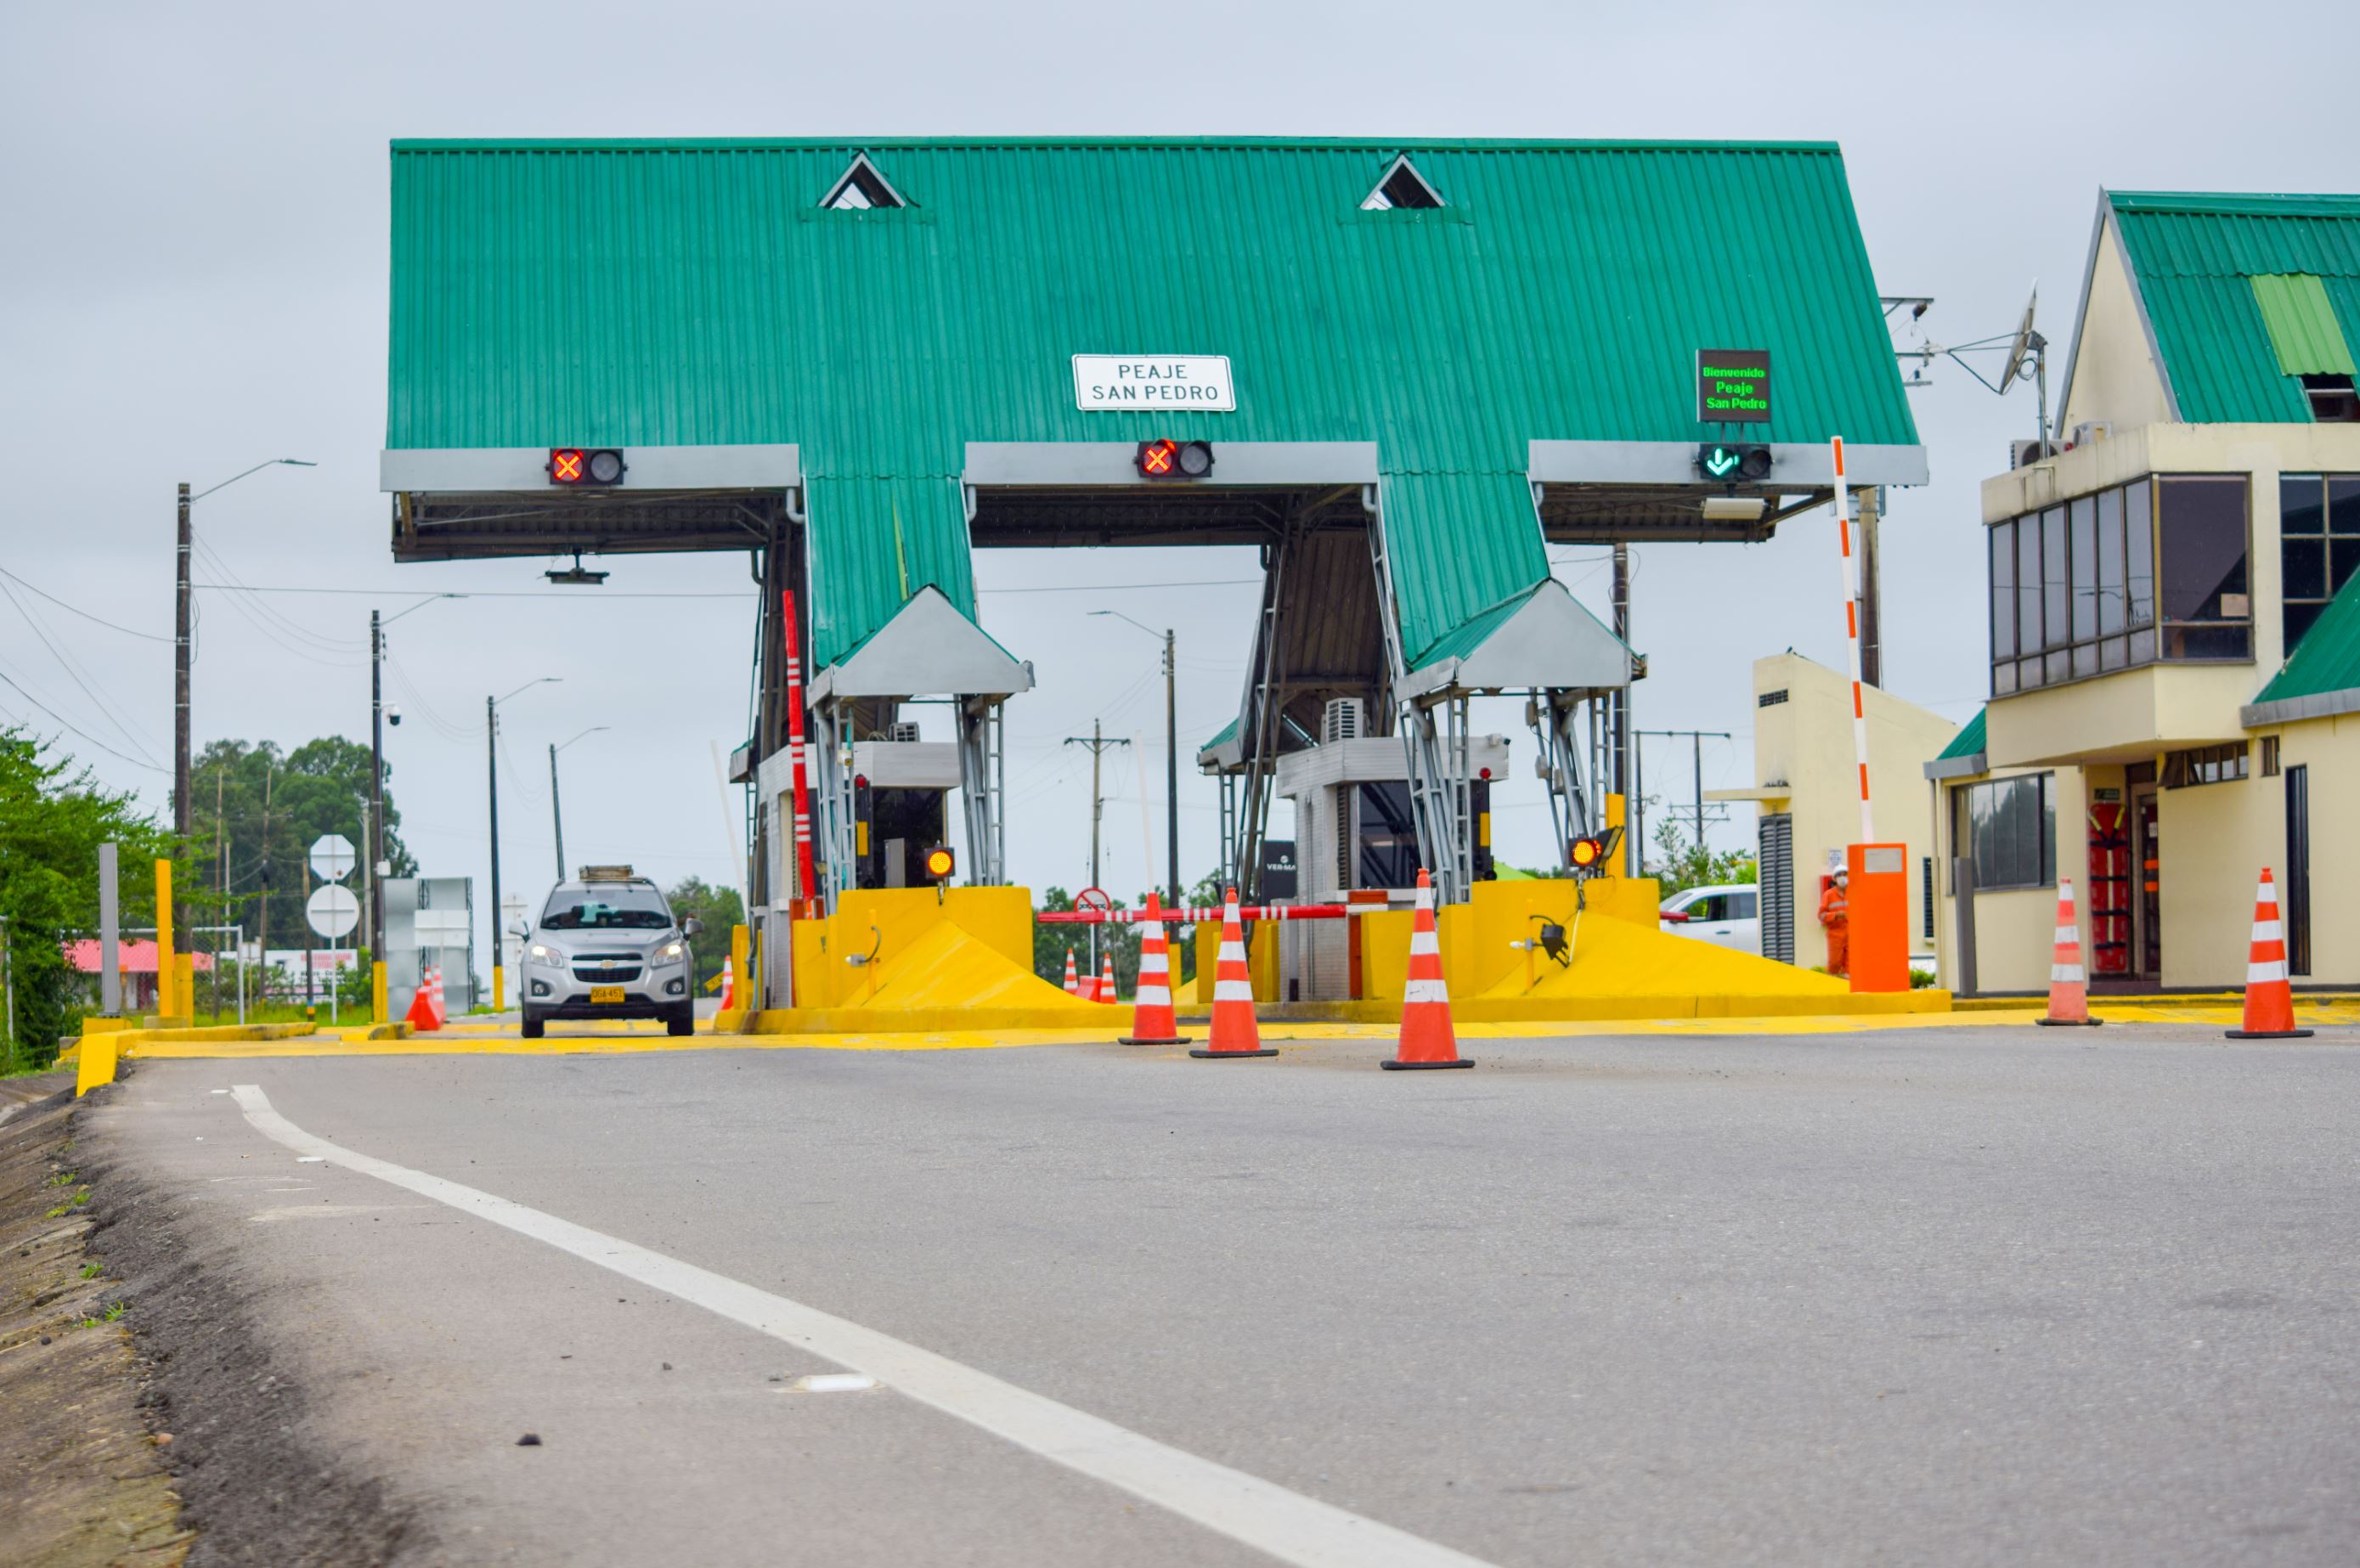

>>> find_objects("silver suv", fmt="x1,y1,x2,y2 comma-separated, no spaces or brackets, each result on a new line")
513,868,703,1038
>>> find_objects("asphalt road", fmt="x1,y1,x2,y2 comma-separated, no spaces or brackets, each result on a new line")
89,1025,2360,1566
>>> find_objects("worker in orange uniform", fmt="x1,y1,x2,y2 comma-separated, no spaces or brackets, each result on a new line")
1819,866,1850,978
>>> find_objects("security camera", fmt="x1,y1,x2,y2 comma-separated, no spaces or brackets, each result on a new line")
387,706,403,726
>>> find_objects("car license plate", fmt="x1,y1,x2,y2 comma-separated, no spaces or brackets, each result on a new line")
590,984,625,1005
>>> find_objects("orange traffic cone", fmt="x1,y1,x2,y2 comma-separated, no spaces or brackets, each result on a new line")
1384,869,1471,1069
1190,887,1275,1058
404,970,441,1033
718,958,735,1013
2034,878,2101,1027
2227,868,2312,1040
1120,894,1190,1046
1063,948,1081,996
426,965,449,1028
1098,950,1117,1005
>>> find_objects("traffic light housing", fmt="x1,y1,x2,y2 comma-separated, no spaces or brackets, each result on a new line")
1697,443,1772,482
548,448,626,486
1569,836,1606,871
923,844,956,883
1136,439,1214,480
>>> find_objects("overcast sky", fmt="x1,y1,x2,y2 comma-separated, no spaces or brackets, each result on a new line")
4,0,2355,973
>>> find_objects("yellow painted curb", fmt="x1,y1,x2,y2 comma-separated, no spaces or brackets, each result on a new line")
75,1032,119,1096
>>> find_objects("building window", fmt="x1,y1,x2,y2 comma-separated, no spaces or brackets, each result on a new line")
2161,742,2248,787
1954,774,2054,892
821,155,908,211
2261,736,2281,776
1359,155,1445,211
1989,473,2244,693
2304,375,2360,423
2279,474,2360,653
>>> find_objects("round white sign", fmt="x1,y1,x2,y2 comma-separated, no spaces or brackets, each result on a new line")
307,884,361,939
309,832,358,883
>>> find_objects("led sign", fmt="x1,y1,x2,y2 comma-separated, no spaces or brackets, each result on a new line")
1695,349,1770,424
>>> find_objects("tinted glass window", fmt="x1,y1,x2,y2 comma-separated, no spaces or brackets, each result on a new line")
2097,487,2126,635
2042,506,2069,648
2158,477,2248,622
2018,515,2045,657
2285,537,2329,600
2069,496,2098,642
540,886,672,929
2126,479,2155,629
2331,476,2360,535
1990,522,2016,660
1961,774,2052,891
1730,892,1758,919
2282,474,2325,536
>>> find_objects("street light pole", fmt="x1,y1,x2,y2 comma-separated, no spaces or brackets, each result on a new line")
487,678,561,1012
370,595,457,957
549,727,610,880
1087,610,1180,908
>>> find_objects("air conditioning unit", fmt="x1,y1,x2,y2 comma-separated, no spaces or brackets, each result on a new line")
887,721,921,743
2010,438,2059,470
1321,698,1363,744
2069,420,2112,448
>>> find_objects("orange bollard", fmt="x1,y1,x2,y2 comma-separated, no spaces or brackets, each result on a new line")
1383,869,1471,1069
2034,877,2101,1027
1190,887,1275,1059
2227,869,2312,1040
1120,894,1190,1046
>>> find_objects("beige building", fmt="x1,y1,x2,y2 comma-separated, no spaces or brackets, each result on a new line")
1928,190,2360,992
1712,652,1959,971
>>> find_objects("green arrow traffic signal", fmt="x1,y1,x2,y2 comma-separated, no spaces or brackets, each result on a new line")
1702,444,1741,478
1697,443,1772,481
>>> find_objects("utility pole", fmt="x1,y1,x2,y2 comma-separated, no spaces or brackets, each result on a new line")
370,610,386,955
174,482,192,842
1063,719,1132,892
1634,729,1733,863
214,767,225,1020
487,695,501,1012
1858,486,1883,689
1611,542,1633,875
1162,629,1178,911
550,743,566,879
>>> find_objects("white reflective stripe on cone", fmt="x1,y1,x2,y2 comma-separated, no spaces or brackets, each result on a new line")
2051,964,2085,984
2054,928,2079,945
1409,931,1441,956
2248,960,2289,984
1218,942,1246,964
1403,978,1450,1005
1136,984,1171,1006
1212,979,1256,1001
2252,919,2283,943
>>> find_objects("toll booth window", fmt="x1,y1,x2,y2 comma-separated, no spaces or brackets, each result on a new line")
1953,773,2054,892
1356,782,1422,889
821,155,908,211
1359,155,1445,211
2279,475,2360,654
1989,473,2243,696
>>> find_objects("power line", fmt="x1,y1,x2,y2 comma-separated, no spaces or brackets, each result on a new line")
979,578,1260,595
191,582,755,601
0,565,173,643
0,578,166,765
0,667,167,773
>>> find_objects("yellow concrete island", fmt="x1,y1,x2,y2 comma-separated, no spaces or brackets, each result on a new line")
720,882,1947,1036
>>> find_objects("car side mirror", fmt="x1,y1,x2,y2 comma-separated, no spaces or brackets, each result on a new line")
681,917,704,938
1660,911,1688,923
505,918,530,939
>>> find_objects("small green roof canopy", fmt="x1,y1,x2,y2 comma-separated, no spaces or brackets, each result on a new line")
2245,572,2360,727
387,138,1917,669
2087,190,2360,423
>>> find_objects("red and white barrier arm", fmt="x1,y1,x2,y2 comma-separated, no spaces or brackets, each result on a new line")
780,587,821,914
1037,903,1367,926
1832,437,1876,844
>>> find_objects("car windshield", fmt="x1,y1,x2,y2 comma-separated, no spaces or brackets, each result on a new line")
540,887,671,930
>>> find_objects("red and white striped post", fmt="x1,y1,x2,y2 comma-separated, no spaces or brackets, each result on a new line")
779,589,821,917
1832,437,1875,844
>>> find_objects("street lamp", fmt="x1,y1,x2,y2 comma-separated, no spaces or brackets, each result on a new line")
1089,610,1180,910
488,677,561,1012
549,726,610,879
177,458,314,839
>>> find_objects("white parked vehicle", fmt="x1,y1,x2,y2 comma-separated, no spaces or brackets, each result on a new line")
1659,883,1760,954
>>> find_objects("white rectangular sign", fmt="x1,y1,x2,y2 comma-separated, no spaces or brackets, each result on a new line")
1072,354,1235,411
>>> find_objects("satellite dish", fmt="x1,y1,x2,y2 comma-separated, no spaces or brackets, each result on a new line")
2000,284,2040,392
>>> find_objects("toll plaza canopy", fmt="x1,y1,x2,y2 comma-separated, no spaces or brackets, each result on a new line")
384,137,1922,906
384,136,1920,671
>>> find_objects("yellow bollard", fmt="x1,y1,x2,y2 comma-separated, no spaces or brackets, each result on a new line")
729,924,750,1017
372,961,389,1024
155,859,177,1020
493,963,506,1012
76,1031,119,1096
175,955,195,1026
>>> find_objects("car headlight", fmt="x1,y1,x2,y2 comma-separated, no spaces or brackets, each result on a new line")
529,944,567,970
655,941,687,965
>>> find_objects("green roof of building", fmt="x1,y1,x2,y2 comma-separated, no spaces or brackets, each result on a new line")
2249,570,2360,721
389,138,1917,668
2106,190,2360,422
1935,705,1986,761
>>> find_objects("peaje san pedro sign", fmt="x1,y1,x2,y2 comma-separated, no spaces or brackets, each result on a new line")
1073,354,1236,411
1696,348,1770,423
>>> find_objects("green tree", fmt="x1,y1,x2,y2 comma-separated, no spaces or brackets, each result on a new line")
1031,886,1144,996
1650,818,1757,898
185,737,415,960
0,729,183,1068
665,876,746,989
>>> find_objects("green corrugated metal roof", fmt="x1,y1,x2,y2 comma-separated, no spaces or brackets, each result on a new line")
2253,571,2360,708
389,138,1918,666
1934,705,1986,761
2250,274,2357,375
2109,191,2360,422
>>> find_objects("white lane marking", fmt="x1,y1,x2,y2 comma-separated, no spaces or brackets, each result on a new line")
229,1086,1493,1568
788,1372,879,1393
